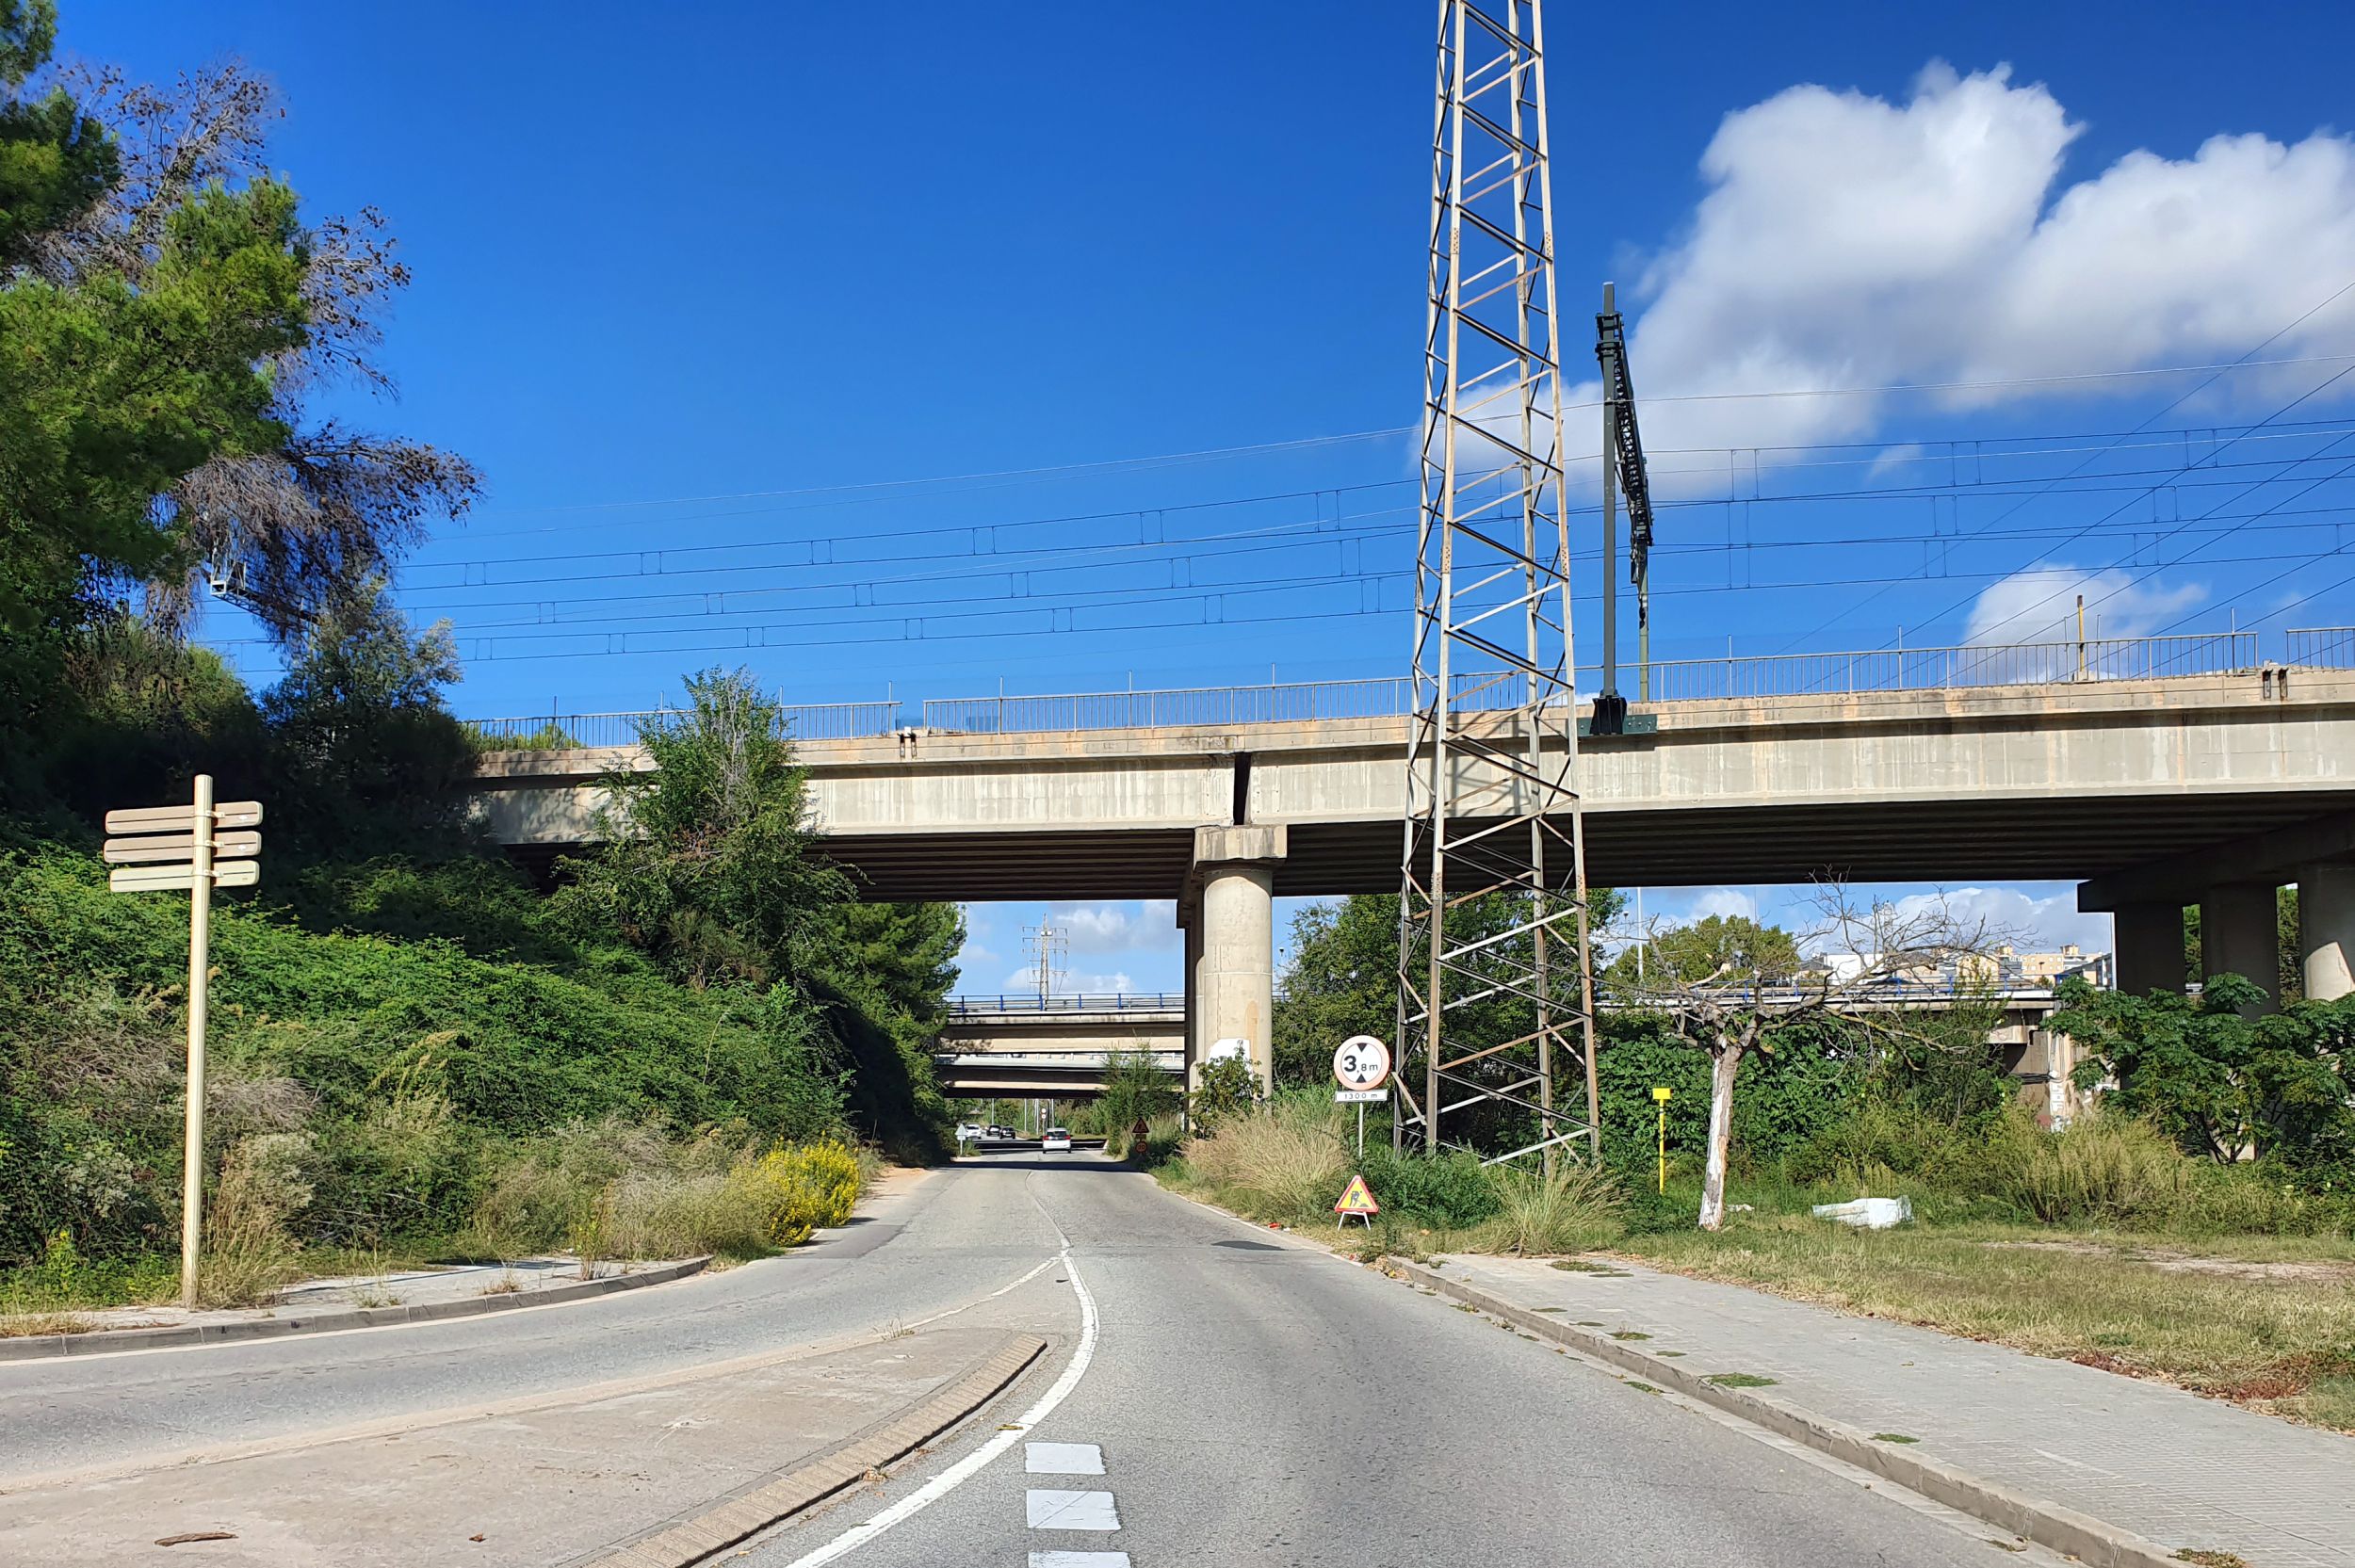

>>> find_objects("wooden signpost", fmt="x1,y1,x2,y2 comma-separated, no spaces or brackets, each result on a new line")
103,777,263,1308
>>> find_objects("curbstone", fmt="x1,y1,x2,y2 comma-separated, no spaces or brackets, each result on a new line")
0,1256,713,1364
1386,1255,2188,1568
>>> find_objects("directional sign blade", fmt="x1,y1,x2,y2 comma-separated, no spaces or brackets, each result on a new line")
104,800,262,832
103,830,262,865
104,805,193,834
108,859,261,893
109,864,200,893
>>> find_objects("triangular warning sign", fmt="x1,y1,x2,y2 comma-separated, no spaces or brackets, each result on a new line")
1333,1173,1379,1215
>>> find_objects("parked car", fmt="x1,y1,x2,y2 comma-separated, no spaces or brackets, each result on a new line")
1042,1127,1072,1153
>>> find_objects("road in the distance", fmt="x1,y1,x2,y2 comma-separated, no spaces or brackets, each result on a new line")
742,1155,2015,1568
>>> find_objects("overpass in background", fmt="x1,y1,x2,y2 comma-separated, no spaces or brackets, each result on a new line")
928,981,2093,1100
469,631,2355,1091
935,994,1184,1097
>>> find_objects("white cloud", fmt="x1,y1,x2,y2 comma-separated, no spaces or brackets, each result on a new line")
1047,900,1175,954
1003,965,1136,996
1578,63,2355,481
1964,563,2204,643
1887,885,2112,954
1683,887,1759,923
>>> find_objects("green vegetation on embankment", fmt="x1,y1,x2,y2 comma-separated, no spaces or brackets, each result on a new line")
0,3,960,1314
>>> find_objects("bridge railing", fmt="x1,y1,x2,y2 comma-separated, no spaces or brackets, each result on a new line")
469,701,898,750
948,993,1186,1017
467,632,2273,746
2286,626,2355,668
1634,632,2254,703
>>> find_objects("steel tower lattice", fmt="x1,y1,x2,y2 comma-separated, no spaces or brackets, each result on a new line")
1395,0,1600,1166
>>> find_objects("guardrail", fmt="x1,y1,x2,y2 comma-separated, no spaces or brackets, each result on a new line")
948,993,1186,1017
468,701,897,750
465,630,2284,747
1634,633,2253,703
2286,626,2355,669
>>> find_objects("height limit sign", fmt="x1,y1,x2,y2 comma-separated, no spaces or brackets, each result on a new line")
1332,1034,1389,1102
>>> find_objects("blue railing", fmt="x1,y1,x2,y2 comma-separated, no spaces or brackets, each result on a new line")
948,993,1186,1017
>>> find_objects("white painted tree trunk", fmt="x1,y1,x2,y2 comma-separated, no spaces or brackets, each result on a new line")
1697,1043,1743,1231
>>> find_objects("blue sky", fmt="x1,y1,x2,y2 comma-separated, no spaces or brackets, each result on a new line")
61,1,2355,992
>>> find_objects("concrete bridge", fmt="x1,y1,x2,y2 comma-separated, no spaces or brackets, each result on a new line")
934,994,1184,1097
471,633,2355,1088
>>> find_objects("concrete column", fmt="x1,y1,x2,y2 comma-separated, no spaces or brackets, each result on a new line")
2202,882,2281,1015
2299,865,2355,1002
2111,902,2184,997
1193,825,1286,1096
1178,897,1204,1098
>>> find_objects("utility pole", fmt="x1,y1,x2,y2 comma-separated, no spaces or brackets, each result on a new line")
1598,283,1623,732
1594,285,1657,718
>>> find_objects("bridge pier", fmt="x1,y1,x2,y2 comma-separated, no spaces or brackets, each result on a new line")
1190,826,1285,1098
2300,865,2355,1002
2110,902,2185,997
2202,882,2282,1015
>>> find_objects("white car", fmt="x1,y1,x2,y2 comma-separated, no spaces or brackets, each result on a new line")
1041,1127,1072,1153
955,1123,983,1143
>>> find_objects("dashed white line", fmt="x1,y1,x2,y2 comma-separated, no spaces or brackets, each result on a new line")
1024,1442,1105,1475
764,1188,1102,1568
1025,1489,1120,1531
1029,1554,1131,1567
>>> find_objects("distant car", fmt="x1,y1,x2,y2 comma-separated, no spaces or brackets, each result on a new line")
987,1124,1014,1140
1041,1127,1072,1153
955,1123,983,1143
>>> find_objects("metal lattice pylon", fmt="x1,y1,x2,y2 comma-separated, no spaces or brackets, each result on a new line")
1395,0,1600,1167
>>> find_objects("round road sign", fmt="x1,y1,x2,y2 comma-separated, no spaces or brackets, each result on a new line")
1333,1034,1391,1092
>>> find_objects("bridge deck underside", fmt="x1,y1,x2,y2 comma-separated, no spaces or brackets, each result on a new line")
775,789,2355,902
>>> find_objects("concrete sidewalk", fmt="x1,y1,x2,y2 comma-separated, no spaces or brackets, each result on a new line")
1410,1252,2355,1568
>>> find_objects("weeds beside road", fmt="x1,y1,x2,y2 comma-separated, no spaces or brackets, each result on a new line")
1160,1089,2355,1431
1621,1218,2355,1431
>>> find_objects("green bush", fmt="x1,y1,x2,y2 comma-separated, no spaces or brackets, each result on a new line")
1358,1144,1502,1228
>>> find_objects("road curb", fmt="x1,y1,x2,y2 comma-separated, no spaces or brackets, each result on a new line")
1384,1255,2186,1568
0,1256,713,1363
577,1332,1050,1568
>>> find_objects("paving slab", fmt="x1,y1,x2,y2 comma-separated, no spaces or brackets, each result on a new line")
0,1316,1045,1568
1420,1251,2355,1568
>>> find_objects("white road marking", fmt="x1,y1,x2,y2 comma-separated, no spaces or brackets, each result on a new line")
764,1185,1101,1568
1025,1489,1120,1531
1029,1554,1131,1567
1024,1442,1104,1475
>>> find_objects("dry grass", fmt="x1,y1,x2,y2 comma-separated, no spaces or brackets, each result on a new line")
1618,1216,2355,1426
0,1311,95,1336
1179,1097,1349,1220
1471,1161,1625,1256
197,1135,312,1308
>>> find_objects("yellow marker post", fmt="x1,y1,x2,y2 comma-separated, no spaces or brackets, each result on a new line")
1651,1086,1672,1194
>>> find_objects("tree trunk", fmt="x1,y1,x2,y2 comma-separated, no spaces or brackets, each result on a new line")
1697,1042,1743,1231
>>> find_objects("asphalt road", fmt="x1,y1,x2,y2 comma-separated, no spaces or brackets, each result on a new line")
739,1155,2021,1568
8,1154,2033,1565
0,1167,1063,1481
